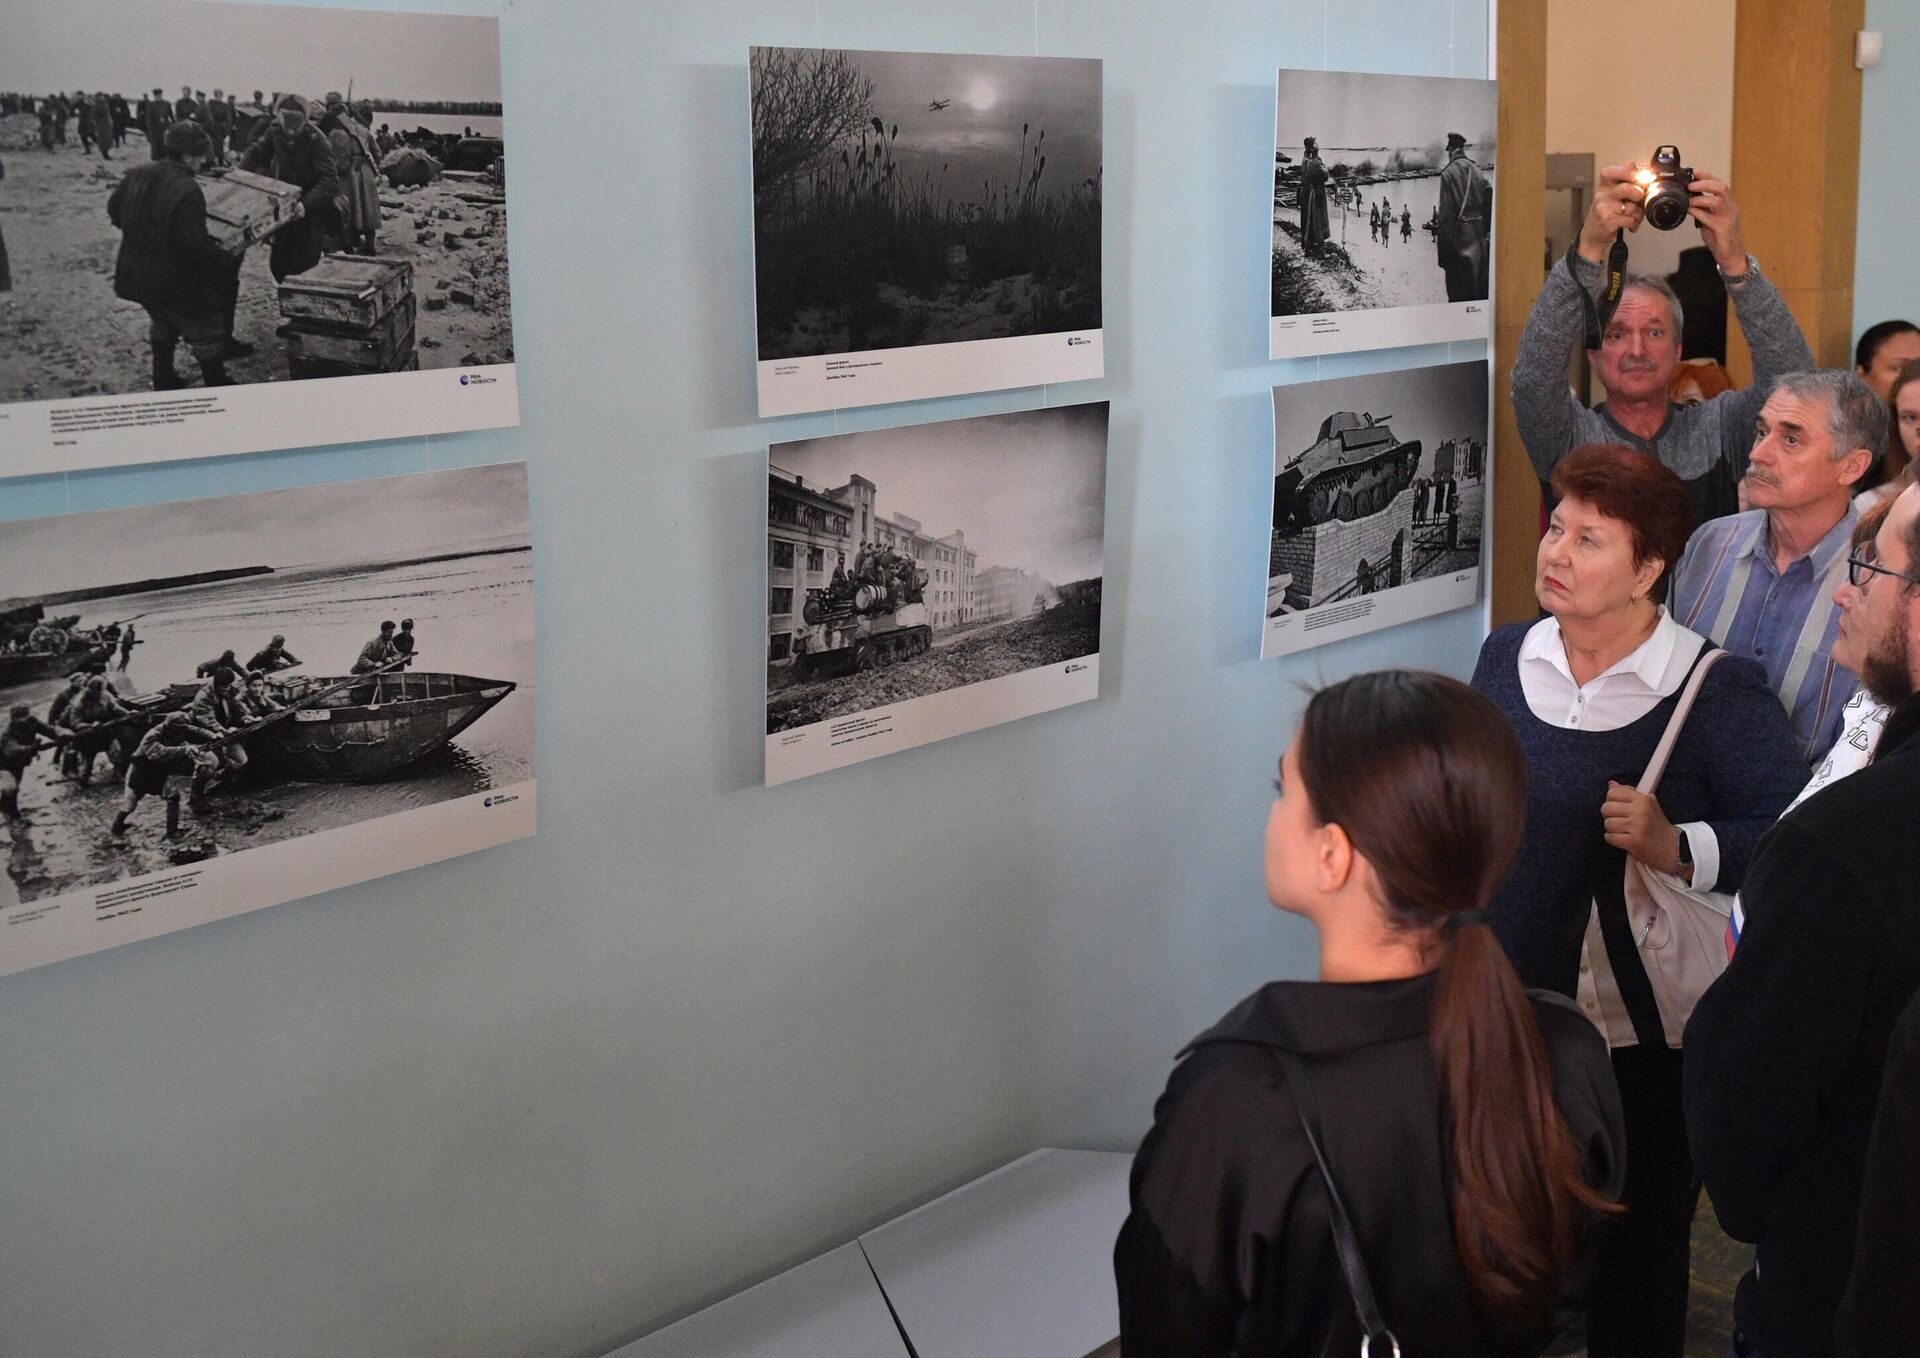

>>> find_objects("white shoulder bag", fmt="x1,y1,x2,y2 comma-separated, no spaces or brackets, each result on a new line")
1625,646,1737,1046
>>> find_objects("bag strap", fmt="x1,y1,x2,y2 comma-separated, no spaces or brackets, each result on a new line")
1592,860,1671,1050
1273,1048,1402,1358
1572,229,1632,352
1638,645,1729,794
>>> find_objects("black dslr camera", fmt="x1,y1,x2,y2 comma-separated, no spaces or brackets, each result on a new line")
1637,145,1696,231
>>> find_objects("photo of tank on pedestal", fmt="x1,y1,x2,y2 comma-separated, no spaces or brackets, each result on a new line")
1261,360,1488,658
1269,411,1422,611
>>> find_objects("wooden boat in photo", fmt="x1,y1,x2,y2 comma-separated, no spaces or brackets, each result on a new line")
0,604,114,690
150,669,516,783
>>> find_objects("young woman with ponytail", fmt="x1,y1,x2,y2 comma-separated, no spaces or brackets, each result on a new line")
1115,671,1625,1357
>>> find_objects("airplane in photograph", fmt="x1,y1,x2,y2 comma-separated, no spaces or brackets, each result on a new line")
927,98,950,111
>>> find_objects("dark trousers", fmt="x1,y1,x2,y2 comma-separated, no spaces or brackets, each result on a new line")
1588,1042,1699,1358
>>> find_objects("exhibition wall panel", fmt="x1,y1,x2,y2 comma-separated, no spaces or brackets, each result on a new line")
1853,0,1920,345
0,2,1489,1356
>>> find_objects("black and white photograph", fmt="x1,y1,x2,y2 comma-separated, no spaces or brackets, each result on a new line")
766,403,1107,783
1269,69,1496,358
1262,360,1486,657
0,0,517,477
750,47,1103,416
0,463,536,978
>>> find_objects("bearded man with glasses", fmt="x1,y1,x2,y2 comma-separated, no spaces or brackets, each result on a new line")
1685,479,1920,1358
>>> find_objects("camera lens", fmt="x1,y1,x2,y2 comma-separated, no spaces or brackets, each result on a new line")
1643,181,1691,231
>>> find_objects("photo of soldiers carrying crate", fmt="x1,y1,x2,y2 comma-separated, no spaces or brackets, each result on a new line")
0,0,512,401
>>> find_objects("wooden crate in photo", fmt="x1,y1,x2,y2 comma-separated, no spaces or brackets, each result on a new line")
198,169,302,253
277,254,413,330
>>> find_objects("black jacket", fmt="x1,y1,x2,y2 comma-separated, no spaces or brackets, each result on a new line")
1835,986,1920,1355
106,159,233,317
1685,690,1920,1357
238,121,337,280
1115,973,1626,1357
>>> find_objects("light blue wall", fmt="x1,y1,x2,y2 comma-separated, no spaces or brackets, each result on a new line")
1854,1,1919,345
0,2,1490,1354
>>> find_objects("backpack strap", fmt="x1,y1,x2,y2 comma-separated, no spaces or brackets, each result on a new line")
1273,1048,1402,1358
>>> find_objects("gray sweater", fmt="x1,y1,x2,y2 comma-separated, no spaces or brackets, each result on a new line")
1510,251,1814,525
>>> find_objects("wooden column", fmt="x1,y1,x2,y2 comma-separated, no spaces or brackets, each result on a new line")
1489,0,1550,629
1727,0,1865,378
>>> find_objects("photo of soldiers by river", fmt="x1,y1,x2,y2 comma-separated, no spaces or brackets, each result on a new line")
1271,70,1494,319
1266,360,1487,621
767,404,1107,737
751,47,1101,361
0,464,534,912
0,1,510,406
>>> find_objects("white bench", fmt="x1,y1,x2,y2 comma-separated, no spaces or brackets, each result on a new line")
619,1148,1131,1358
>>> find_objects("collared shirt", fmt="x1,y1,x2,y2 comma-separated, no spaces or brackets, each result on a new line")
1670,506,1858,763
1517,608,1722,889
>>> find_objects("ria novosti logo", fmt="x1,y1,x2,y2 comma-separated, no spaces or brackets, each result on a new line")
459,373,499,387
1066,336,1091,347
483,792,520,808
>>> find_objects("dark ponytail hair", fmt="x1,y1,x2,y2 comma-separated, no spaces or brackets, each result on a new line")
1296,670,1617,1337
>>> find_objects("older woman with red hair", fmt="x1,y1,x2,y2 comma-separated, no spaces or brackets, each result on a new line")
1471,443,1808,1358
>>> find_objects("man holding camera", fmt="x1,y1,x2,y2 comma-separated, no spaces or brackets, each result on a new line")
1511,161,1814,527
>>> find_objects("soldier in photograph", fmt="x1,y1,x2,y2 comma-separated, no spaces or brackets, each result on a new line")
88,91,115,161
1296,136,1330,256
390,619,418,666
141,87,173,160
76,92,97,156
206,88,231,165
241,674,286,721
112,711,220,839
186,668,252,791
66,677,133,787
46,672,88,731
248,635,301,672
237,92,338,282
195,648,250,683
322,92,382,255
1435,131,1492,302
1,703,62,832
107,120,241,390
352,620,400,673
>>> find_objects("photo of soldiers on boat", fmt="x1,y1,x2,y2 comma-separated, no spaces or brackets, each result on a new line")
0,0,511,410
0,464,535,914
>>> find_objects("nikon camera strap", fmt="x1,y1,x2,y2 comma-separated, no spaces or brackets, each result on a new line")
1570,227,1631,351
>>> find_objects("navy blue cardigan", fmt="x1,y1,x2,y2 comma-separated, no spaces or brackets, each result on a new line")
1471,622,1808,999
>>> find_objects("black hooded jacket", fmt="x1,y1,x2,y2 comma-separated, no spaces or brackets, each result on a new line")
1115,972,1625,1357
1685,690,1920,1356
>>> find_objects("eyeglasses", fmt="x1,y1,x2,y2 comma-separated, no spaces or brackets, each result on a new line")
1846,553,1920,589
